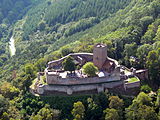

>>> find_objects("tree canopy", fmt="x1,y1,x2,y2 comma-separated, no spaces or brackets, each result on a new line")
0,0,160,119
71,101,85,120
82,62,98,77
62,56,76,73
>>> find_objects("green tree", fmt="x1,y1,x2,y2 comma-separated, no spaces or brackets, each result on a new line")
71,101,85,120
35,58,46,72
136,44,152,68
30,115,43,120
124,42,137,58
140,16,153,32
94,92,109,110
31,104,60,120
86,98,102,120
104,108,120,120
60,46,73,57
124,42,137,66
109,96,124,119
126,105,158,120
155,89,160,108
136,92,152,106
146,50,160,84
140,85,152,93
0,82,20,99
82,62,98,77
125,92,154,120
38,21,46,31
62,56,75,73
20,92,44,116
24,63,35,78
0,94,9,116
1,112,9,120
22,63,36,90
7,104,21,120
22,75,33,91
109,96,124,110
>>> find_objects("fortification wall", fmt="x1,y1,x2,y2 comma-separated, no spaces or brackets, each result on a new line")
48,53,93,68
46,64,120,85
37,80,123,95
125,81,140,89
47,75,120,85
136,69,148,80
46,74,60,84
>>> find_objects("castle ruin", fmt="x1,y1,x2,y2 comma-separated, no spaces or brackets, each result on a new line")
32,43,148,95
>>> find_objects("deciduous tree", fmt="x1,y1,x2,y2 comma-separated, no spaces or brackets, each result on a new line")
82,62,98,77
71,101,85,120
86,98,102,120
62,56,76,73
0,82,20,99
146,50,160,84
104,108,120,120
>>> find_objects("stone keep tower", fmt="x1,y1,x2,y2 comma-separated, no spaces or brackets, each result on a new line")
93,44,107,69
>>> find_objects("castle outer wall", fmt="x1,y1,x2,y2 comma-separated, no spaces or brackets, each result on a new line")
32,43,146,96
48,53,93,69
37,79,123,95
37,66,121,95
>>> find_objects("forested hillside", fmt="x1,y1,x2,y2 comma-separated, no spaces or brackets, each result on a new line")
0,0,131,79
0,0,33,24
0,0,38,41
0,0,39,69
21,0,130,39
0,0,159,119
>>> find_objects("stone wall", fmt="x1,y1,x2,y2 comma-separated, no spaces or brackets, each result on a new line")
136,69,148,81
46,66,120,85
46,73,60,84
37,66,121,95
47,75,120,85
48,53,93,68
37,80,123,95
124,81,140,89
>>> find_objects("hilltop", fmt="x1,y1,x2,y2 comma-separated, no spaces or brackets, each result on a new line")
0,0,159,119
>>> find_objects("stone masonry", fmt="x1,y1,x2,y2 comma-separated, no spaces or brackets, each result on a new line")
33,43,148,95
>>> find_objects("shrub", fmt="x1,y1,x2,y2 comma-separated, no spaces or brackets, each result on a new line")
82,62,98,77
141,85,152,93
